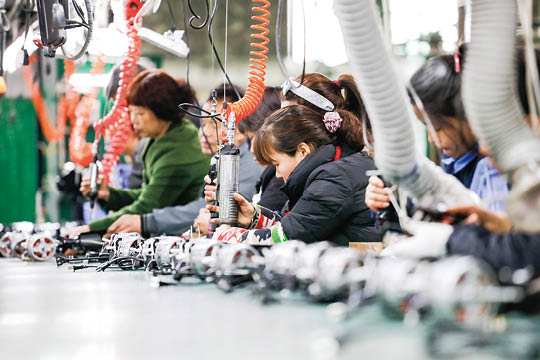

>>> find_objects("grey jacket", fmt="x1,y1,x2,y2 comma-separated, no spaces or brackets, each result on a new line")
141,141,263,236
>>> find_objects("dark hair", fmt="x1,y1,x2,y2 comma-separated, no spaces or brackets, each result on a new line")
253,105,363,166
105,63,148,101
409,45,468,129
237,86,281,134
206,83,245,104
282,72,372,146
126,70,195,123
410,44,539,126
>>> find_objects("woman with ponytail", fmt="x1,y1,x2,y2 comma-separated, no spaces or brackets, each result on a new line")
206,104,378,246
281,73,374,153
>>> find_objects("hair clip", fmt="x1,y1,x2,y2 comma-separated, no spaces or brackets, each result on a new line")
281,78,335,112
333,80,342,89
323,112,342,133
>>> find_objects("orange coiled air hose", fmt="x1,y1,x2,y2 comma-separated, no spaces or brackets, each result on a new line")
23,58,75,143
69,56,105,167
93,0,143,183
224,0,270,123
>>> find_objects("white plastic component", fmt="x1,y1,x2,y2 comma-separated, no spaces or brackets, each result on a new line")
138,28,189,58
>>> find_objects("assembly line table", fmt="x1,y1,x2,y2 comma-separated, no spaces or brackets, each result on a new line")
0,258,515,360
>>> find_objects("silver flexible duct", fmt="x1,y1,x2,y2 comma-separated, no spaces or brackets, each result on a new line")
333,0,478,207
463,0,540,231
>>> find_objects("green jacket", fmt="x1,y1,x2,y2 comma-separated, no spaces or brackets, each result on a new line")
89,120,209,232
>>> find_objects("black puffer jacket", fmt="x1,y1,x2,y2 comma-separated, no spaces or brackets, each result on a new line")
280,144,378,246
256,166,288,211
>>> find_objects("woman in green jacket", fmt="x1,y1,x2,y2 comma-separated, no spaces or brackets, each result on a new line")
68,70,209,237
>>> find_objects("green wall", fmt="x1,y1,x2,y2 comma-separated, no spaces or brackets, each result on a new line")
0,98,38,223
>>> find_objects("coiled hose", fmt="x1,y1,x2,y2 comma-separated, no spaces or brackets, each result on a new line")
93,0,143,183
332,0,478,207
224,0,270,123
463,0,540,231
23,57,72,143
69,57,105,167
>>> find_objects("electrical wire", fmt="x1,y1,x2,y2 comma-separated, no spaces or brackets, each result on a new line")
275,0,289,80
165,0,177,31
61,0,93,61
187,0,210,29
181,0,192,89
207,0,241,100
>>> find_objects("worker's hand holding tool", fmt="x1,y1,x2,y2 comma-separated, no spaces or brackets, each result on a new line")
80,175,110,201
193,207,211,236
365,175,392,212
204,176,255,228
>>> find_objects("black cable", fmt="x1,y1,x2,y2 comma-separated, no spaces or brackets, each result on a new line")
165,0,176,31
207,0,241,100
300,0,306,85
275,0,289,80
181,0,191,89
187,0,210,29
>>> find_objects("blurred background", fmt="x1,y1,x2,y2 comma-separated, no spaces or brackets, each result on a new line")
1,0,539,224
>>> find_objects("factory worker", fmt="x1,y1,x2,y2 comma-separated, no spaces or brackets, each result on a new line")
67,70,209,238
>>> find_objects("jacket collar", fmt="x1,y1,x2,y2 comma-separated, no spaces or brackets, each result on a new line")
280,144,338,206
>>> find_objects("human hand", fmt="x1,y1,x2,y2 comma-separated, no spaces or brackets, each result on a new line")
193,207,211,236
365,176,392,211
203,175,217,204
446,204,511,233
65,225,90,239
80,175,110,201
206,193,255,228
104,214,142,238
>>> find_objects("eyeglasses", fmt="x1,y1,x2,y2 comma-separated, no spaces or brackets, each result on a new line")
281,78,335,112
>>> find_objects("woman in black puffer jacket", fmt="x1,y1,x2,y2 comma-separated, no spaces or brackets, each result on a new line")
209,105,378,246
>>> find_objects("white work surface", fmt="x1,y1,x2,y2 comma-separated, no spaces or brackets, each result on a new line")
0,258,505,360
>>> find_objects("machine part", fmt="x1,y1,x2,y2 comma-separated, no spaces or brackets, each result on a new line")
34,222,61,238
115,233,144,258
138,27,189,58
333,0,478,209
95,233,145,271
9,232,29,258
25,233,58,261
426,257,523,326
11,221,34,234
375,257,524,326
261,240,306,291
307,247,364,302
374,257,427,320
35,0,67,56
217,143,240,226
0,232,13,257
154,236,185,269
189,240,223,277
142,237,161,264
208,153,219,234
214,243,262,292
88,141,99,208
60,0,93,61
462,0,540,231
295,241,332,286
